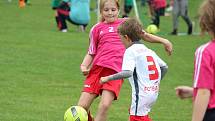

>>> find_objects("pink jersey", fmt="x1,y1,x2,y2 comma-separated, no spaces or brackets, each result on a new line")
193,40,215,109
88,19,126,72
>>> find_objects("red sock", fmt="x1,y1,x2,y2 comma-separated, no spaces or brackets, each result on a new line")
88,111,94,121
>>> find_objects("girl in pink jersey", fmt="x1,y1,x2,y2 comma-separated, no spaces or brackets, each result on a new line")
175,0,215,121
77,0,172,121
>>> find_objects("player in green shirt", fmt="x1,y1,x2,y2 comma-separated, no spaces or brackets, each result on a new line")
51,0,63,9
122,0,133,18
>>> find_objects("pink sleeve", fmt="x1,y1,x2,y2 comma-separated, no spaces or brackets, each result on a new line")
194,49,214,89
88,25,99,55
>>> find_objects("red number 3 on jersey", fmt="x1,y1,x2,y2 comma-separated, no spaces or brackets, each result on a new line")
146,56,159,80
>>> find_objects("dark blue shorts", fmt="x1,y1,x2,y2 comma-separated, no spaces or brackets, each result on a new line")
203,108,215,121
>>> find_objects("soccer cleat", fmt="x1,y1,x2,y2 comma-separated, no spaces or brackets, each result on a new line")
188,25,193,35
170,29,177,35
80,25,86,32
61,29,67,32
88,111,94,121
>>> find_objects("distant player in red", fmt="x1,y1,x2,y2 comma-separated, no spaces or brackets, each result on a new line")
100,18,168,121
77,0,172,121
175,0,215,121
148,0,167,28
19,0,30,7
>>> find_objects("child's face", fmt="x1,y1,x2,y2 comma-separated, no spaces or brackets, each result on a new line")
120,35,132,48
102,0,119,23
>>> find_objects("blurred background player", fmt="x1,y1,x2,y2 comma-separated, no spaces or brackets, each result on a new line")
19,0,31,8
141,0,146,6
25,0,30,5
51,0,63,24
122,0,133,18
100,18,168,121
51,0,63,10
19,0,25,7
170,0,193,35
147,0,167,28
55,0,90,32
175,0,215,121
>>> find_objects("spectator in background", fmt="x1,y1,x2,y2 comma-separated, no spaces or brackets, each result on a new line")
170,0,192,35
25,0,30,5
52,0,63,27
122,0,133,18
148,0,167,28
19,0,30,7
141,0,146,6
51,0,63,10
55,0,90,32
19,0,25,7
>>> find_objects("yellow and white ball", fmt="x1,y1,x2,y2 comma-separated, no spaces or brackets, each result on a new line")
146,24,159,34
64,106,88,121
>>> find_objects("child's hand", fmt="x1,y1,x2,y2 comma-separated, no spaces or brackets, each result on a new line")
100,77,109,84
80,65,90,76
163,40,173,56
175,86,193,99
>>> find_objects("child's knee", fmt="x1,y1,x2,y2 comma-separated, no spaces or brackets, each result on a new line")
98,101,112,111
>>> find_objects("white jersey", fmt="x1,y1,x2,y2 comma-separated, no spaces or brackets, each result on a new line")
122,43,167,116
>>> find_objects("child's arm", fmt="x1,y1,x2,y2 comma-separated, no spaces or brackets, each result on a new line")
80,54,94,76
175,86,193,99
192,88,210,121
141,31,173,56
160,66,168,80
100,70,133,83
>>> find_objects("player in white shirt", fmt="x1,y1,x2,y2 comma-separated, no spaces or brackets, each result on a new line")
100,18,168,121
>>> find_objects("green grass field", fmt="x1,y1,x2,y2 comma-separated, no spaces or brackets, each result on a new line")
0,0,211,121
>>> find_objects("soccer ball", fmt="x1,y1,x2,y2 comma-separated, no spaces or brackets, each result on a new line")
146,24,158,34
64,106,88,121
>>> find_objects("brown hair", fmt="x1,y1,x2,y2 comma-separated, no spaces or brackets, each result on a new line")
99,0,120,22
199,0,215,36
118,18,143,42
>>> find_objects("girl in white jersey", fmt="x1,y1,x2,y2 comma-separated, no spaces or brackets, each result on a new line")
175,0,215,121
100,18,168,121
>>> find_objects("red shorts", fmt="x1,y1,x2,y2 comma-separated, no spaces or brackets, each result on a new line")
130,115,152,121
82,65,123,100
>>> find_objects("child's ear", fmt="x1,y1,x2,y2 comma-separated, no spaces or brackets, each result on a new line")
124,35,129,40
124,35,132,42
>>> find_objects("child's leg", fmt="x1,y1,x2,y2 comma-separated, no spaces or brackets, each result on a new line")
123,5,132,18
56,9,69,31
152,9,160,28
94,90,115,121
79,24,87,32
77,92,97,121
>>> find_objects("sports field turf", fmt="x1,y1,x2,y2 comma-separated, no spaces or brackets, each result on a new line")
0,0,210,121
